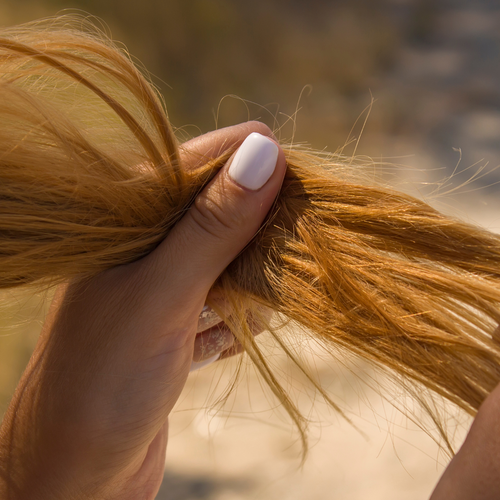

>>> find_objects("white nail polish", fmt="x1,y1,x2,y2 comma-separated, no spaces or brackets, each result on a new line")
190,353,220,372
228,133,279,190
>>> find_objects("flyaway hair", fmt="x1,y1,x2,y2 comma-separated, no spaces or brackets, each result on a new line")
2,16,500,456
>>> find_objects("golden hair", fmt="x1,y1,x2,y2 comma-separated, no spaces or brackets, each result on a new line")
2,16,500,456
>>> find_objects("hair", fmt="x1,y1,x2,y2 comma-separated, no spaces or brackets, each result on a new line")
2,15,500,457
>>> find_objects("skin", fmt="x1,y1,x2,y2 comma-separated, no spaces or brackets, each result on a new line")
193,304,272,362
0,121,286,500
0,121,498,499
430,377,500,499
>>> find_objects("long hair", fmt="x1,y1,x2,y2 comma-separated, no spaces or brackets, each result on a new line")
2,16,500,456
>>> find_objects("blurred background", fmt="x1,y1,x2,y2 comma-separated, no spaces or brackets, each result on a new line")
1,0,500,498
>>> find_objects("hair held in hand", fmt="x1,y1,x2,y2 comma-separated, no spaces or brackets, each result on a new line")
2,16,500,454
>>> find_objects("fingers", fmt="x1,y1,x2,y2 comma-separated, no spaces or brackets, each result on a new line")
192,324,233,362
218,342,245,360
217,306,273,361
179,121,278,172
0,123,285,495
144,127,286,309
127,122,284,380
196,305,225,333
192,306,273,364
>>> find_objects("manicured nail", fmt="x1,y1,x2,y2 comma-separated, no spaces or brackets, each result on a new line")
228,133,279,190
197,305,222,334
190,353,220,372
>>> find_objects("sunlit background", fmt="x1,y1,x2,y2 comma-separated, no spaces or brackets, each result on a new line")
1,1,500,498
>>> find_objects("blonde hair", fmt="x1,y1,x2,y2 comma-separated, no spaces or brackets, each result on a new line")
2,16,500,456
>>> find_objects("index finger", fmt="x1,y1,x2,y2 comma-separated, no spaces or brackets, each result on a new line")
178,121,278,172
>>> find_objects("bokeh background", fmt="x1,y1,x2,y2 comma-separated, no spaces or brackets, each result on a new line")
1,1,500,498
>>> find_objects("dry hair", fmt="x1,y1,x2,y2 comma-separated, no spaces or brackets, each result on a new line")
2,16,500,457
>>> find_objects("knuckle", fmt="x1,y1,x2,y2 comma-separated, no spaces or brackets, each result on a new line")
190,189,246,239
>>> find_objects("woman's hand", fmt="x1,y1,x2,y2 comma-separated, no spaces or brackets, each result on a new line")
0,122,286,500
431,377,500,499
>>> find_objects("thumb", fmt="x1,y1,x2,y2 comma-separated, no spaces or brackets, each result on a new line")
149,132,286,299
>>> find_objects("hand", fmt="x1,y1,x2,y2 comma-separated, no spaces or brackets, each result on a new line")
192,299,273,368
431,378,500,499
0,121,286,500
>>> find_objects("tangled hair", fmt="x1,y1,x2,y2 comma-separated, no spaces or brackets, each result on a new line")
2,16,500,456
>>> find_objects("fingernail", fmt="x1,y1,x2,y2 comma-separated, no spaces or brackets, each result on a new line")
190,353,220,372
193,326,234,362
228,133,279,190
197,305,222,334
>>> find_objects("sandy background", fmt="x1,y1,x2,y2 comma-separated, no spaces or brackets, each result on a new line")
159,187,500,500
162,351,466,500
